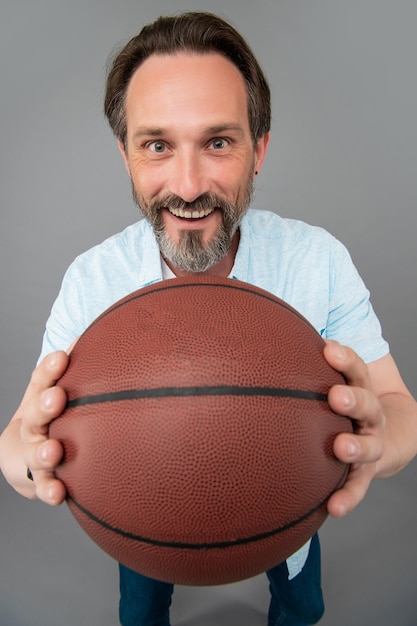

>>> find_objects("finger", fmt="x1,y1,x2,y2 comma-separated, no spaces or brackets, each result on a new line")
19,353,69,441
33,471,67,506
333,431,384,466
25,439,67,505
328,383,384,427
327,462,376,517
21,387,68,442
25,351,70,398
24,438,65,474
323,340,370,389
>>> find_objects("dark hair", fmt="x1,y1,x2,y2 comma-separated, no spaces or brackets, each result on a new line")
104,11,271,147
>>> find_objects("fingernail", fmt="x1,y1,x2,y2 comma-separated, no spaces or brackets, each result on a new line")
39,443,49,462
347,438,359,458
46,352,59,369
334,343,347,363
341,387,355,410
47,485,57,504
41,389,54,410
338,503,348,517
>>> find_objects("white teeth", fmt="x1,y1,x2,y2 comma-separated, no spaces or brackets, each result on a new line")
168,207,215,219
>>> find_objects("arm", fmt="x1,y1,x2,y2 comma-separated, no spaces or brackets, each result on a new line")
324,340,417,517
0,351,69,505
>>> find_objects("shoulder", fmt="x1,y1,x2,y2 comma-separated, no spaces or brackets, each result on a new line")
63,219,163,290
242,209,337,247
235,209,349,307
69,219,155,271
240,209,345,271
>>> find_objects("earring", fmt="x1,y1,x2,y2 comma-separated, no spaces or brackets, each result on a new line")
255,170,259,176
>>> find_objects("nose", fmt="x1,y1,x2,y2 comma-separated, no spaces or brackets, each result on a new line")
167,150,211,203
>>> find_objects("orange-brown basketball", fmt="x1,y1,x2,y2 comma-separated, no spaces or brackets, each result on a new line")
50,276,352,585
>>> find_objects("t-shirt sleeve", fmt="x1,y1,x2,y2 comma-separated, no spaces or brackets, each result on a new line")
37,263,89,362
324,236,389,363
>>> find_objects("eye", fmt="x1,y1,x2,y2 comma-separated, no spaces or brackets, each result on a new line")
149,141,167,153
210,137,230,150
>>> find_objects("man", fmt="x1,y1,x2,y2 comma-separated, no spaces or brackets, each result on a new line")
1,11,416,626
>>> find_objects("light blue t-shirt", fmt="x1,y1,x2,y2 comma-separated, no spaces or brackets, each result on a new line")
39,209,389,578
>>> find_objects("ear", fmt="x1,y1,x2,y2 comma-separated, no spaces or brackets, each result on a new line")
253,132,270,177
118,140,131,176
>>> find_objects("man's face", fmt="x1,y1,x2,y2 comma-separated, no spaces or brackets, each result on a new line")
119,52,268,273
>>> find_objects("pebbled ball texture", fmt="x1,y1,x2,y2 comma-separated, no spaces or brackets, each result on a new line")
50,276,352,585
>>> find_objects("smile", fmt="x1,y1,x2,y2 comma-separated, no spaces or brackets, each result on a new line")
168,207,216,219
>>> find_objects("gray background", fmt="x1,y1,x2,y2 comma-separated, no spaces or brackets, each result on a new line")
1,1,417,624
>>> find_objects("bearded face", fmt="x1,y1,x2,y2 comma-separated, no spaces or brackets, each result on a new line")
132,179,254,273
120,54,268,274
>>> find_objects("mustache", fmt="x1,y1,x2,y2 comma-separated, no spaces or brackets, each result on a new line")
148,193,235,214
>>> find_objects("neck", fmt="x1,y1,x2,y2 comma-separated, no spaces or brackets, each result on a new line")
163,230,240,279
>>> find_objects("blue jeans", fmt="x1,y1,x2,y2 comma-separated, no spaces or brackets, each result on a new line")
119,534,324,626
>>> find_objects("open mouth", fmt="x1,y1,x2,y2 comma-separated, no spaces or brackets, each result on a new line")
167,207,216,219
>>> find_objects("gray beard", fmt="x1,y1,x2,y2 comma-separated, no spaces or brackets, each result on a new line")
154,220,234,273
132,184,254,273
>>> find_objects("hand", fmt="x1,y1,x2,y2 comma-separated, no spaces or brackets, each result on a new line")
323,340,386,518
18,351,69,505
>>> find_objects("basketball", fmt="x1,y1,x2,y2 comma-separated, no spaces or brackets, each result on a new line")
50,276,352,586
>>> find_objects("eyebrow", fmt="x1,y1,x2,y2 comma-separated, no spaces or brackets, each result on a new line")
132,123,245,143
205,124,245,136
132,127,165,141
